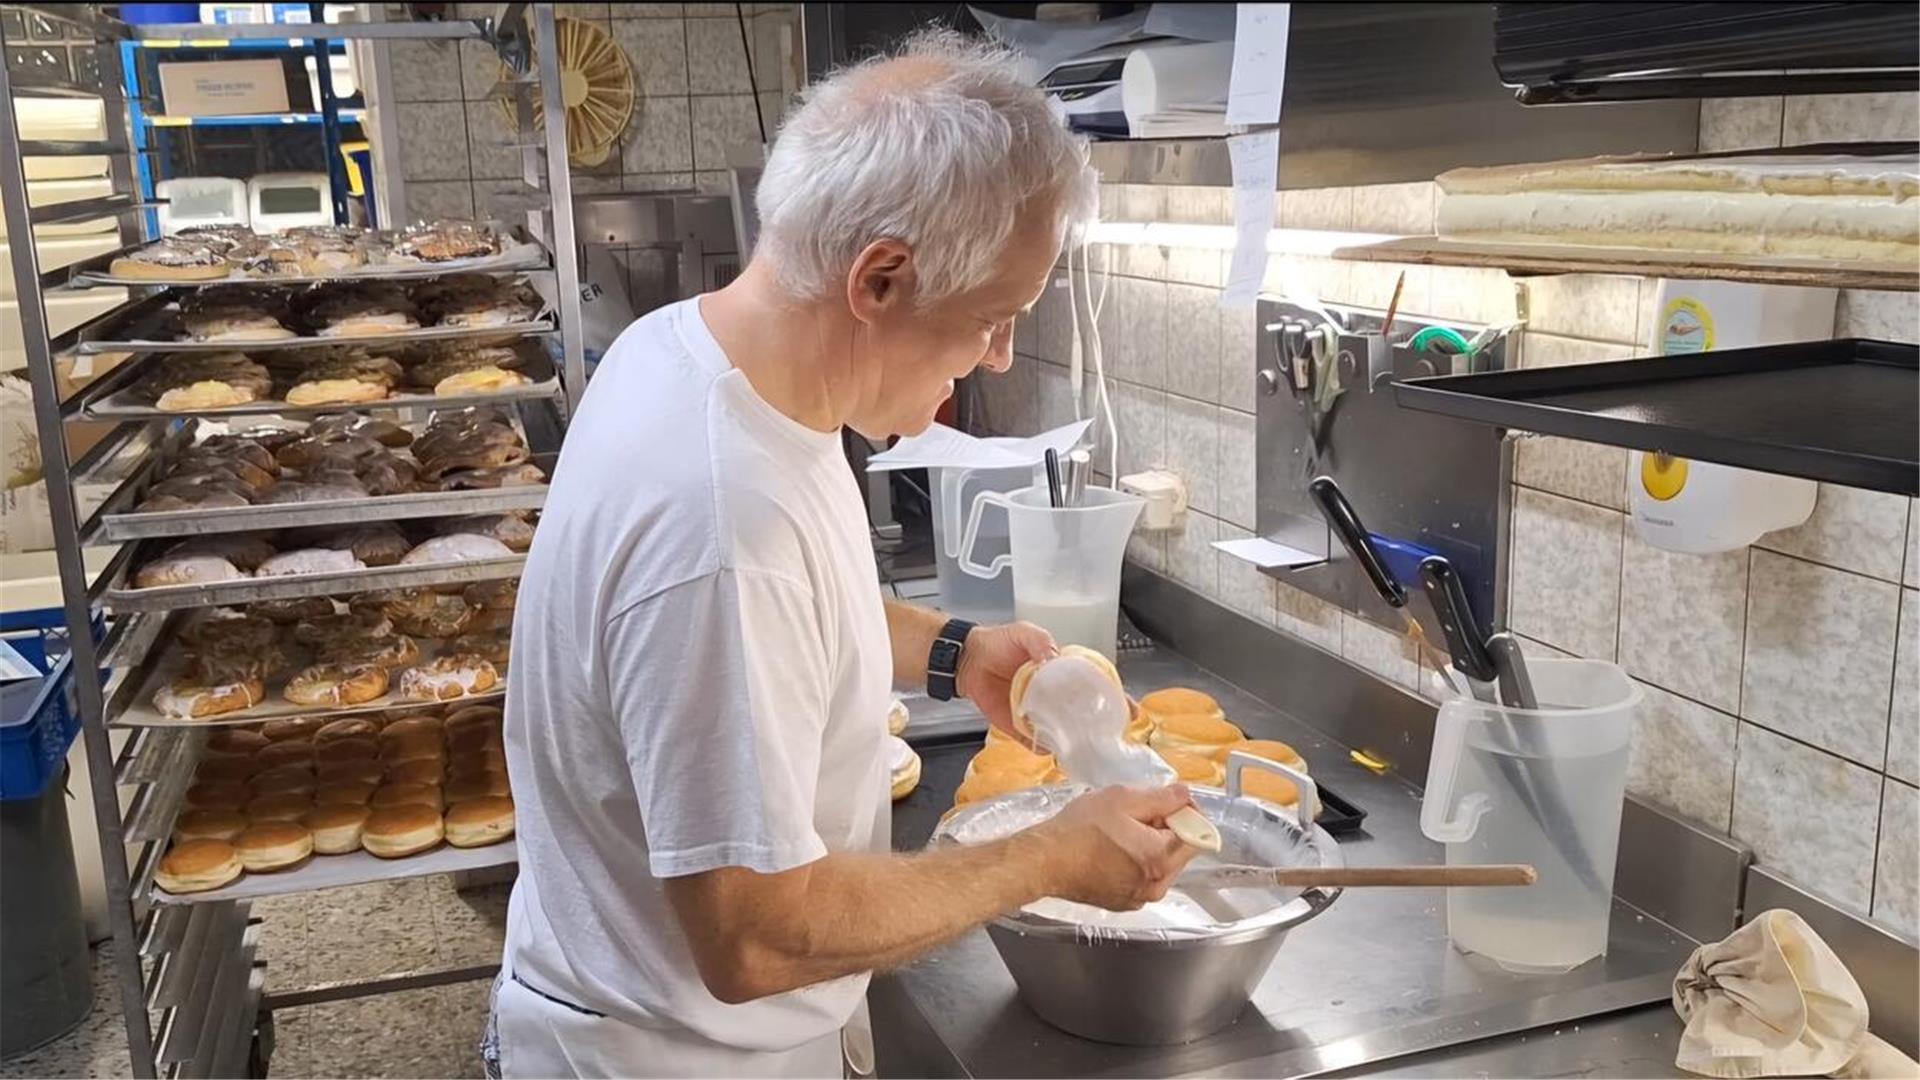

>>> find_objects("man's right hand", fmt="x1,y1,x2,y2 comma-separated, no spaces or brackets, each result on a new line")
1024,784,1200,911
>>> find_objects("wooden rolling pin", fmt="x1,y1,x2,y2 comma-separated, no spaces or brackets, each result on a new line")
1182,863,1537,889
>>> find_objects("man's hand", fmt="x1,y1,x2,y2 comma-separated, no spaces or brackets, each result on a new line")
955,621,1056,739
1023,784,1199,910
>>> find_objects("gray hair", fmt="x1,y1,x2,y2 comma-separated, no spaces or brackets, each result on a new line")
754,29,1097,306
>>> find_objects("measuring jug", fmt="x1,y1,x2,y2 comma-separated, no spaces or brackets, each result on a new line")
958,485,1143,659
1420,658,1639,973
930,464,1034,623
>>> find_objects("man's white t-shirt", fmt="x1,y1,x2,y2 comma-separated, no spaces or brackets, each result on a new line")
501,297,892,1056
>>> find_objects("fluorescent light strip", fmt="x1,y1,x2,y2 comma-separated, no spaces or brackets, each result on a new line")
1081,220,1401,257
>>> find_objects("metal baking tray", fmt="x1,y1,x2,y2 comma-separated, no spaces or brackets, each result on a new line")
152,839,518,906
117,634,509,729
82,338,562,420
70,227,549,289
1394,337,1919,496
92,413,556,543
103,549,525,612
76,313,555,355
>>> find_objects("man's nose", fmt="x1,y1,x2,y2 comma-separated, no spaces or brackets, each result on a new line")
981,322,1014,374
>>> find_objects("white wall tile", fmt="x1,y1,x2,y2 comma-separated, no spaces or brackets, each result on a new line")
685,17,752,94
464,101,521,181
1634,277,1661,353
1428,266,1517,327
459,38,502,100
621,96,693,172
1618,536,1747,713
1908,500,1918,589
1732,723,1882,915
1165,185,1229,225
612,17,691,96
1167,511,1220,595
1744,550,1901,768
1216,523,1277,626
1350,181,1435,235
1783,92,1920,144
620,171,694,193
397,102,470,182
1167,247,1224,288
1874,779,1919,935
1341,262,1430,317
1035,275,1074,367
389,39,464,103
1520,275,1643,344
1834,290,1919,343
1698,97,1783,152
1265,254,1350,307
1033,361,1074,433
404,180,474,221
1121,241,1168,281
1341,614,1419,690
1117,184,1166,222
1758,483,1911,583
1891,590,1919,785
1629,682,1738,832
1164,284,1222,404
1276,581,1343,652
1515,437,1628,511
1279,187,1354,231
1217,407,1256,531
1509,489,1625,660
690,95,763,170
1110,277,1168,390
1521,332,1631,369
1163,395,1219,516
1013,299,1039,359
1219,305,1258,413
1111,382,1166,480
1127,527,1166,573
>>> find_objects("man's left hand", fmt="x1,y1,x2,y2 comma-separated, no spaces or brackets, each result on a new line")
955,621,1057,739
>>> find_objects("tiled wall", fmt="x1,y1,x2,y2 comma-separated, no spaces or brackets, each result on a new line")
385,3,795,221
974,91,1919,938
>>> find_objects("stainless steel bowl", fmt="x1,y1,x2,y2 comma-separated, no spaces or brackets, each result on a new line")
932,754,1343,1045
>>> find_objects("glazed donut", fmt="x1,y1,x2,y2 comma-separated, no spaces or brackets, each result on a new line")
260,716,326,742
322,634,421,672
180,613,278,653
253,739,314,770
247,596,337,624
397,654,498,702
205,728,270,758
448,631,510,669
462,579,519,610
1007,645,1123,744
282,664,390,708
153,676,264,721
292,611,392,648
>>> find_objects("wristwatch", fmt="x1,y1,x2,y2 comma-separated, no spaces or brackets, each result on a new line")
925,618,976,701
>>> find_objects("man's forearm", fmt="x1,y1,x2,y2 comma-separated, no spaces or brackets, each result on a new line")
883,596,949,688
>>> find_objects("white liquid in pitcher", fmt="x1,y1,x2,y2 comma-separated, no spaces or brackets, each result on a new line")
1016,593,1118,660
1446,741,1629,972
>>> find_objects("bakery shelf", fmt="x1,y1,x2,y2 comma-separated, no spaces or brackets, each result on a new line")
99,479,550,543
77,313,556,356
1393,337,1919,496
82,343,562,421
102,550,526,612
1336,235,1920,292
114,645,508,730
151,839,518,906
70,229,549,290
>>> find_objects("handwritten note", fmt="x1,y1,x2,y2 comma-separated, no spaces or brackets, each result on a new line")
1213,535,1324,570
1226,3,1290,127
1221,129,1280,308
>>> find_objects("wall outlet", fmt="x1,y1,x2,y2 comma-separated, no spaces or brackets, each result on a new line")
1120,469,1187,531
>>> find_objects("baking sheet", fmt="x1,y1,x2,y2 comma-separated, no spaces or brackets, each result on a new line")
152,838,518,905
98,482,549,543
84,340,561,420
117,638,509,728
77,315,555,355
73,234,548,289
104,552,527,612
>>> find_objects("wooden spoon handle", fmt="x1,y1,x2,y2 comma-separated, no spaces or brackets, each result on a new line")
1186,863,1538,889
1167,805,1222,853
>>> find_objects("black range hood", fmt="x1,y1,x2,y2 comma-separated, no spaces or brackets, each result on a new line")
1495,2,1919,104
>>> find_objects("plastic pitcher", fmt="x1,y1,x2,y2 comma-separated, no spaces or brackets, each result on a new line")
930,464,1034,623
958,486,1143,659
1420,658,1640,973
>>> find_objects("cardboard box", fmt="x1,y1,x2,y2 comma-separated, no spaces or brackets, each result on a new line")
157,59,289,118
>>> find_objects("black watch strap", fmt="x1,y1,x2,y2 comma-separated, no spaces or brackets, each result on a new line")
926,618,976,701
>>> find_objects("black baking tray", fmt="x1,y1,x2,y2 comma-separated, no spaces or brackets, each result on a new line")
892,732,1367,852
1393,338,1918,496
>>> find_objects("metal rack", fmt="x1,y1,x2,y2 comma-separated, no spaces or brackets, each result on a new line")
0,5,586,1076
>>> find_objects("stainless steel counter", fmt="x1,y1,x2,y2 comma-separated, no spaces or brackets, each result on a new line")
878,648,1699,1079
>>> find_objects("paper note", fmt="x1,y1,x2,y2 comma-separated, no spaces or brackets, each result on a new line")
1225,3,1290,127
0,639,40,682
864,419,1094,473
1212,535,1323,569
1221,129,1280,308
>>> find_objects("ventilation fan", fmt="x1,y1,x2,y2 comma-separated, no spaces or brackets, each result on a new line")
496,16,635,168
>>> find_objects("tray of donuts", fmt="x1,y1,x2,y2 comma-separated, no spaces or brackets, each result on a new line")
96,410,551,542
77,276,553,355
74,220,544,289
151,704,518,903
115,586,517,728
84,336,559,419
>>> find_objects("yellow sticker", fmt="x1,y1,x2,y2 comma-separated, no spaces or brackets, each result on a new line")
1641,452,1689,501
1660,296,1714,355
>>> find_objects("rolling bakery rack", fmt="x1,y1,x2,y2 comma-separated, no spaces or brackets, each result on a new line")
0,4,585,1076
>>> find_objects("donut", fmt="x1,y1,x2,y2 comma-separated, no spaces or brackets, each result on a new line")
194,756,257,784
315,737,380,764
184,780,251,812
446,725,502,756
444,796,514,848
204,728,270,758
316,760,385,786
396,654,497,702
260,717,326,742
234,822,313,872
172,808,248,843
314,717,380,744
371,782,443,812
1007,645,1122,743
362,806,442,858
152,676,263,721
385,759,445,786
253,740,314,770
282,664,390,708
155,840,243,894
305,804,370,855
245,792,314,822
379,716,444,743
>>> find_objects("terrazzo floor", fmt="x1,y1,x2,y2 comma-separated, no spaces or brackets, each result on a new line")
1,873,510,1079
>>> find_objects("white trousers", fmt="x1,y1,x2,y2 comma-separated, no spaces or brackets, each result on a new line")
494,975,857,1079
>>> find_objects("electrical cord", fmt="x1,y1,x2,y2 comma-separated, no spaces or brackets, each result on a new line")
735,3,768,144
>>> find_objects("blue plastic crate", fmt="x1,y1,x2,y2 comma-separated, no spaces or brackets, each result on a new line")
0,654,82,801
0,608,105,677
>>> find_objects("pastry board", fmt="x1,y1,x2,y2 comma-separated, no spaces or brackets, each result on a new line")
1335,235,1920,292
152,837,518,905
83,340,561,420
72,233,548,289
115,633,509,729
76,314,555,355
103,551,527,612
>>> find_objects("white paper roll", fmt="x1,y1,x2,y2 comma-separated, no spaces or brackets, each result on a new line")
1120,41,1234,130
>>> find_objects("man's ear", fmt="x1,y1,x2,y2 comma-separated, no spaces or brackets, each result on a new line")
846,239,915,325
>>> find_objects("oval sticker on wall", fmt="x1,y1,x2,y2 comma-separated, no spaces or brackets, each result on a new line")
1660,296,1714,355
